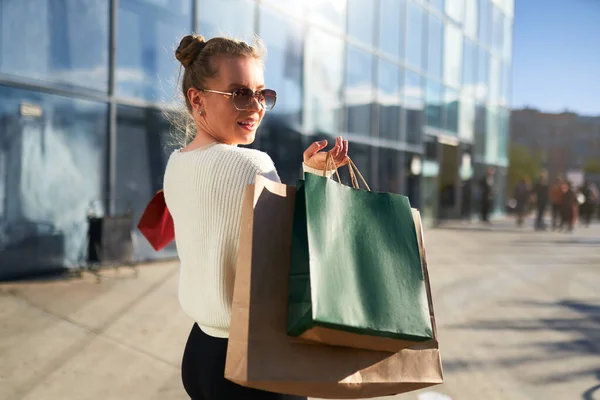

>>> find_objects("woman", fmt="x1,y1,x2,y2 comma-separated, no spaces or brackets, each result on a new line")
513,177,531,227
163,34,348,399
559,181,578,232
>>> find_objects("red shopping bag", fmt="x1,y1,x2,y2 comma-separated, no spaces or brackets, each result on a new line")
137,190,175,251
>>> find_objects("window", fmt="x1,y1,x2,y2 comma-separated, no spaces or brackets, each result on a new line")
304,29,344,134
115,105,178,261
444,23,463,87
445,0,465,24
198,0,255,41
348,0,375,46
379,0,404,59
489,56,501,105
459,94,475,141
474,103,487,158
504,17,513,62
464,0,478,37
492,4,504,55
485,105,499,164
377,58,403,141
309,0,347,32
259,6,304,127
0,86,107,273
118,0,192,101
478,0,492,47
425,81,443,129
477,47,490,102
500,62,511,106
377,148,405,194
404,71,424,144
427,16,444,80
262,0,305,16
0,0,109,92
445,87,459,133
406,2,426,71
430,0,444,12
345,45,374,136
462,38,478,97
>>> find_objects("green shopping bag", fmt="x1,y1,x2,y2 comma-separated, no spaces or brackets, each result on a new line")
287,159,433,353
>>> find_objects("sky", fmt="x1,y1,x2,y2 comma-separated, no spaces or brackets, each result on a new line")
511,0,600,115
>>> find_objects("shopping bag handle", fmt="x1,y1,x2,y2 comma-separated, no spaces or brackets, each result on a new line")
324,152,371,191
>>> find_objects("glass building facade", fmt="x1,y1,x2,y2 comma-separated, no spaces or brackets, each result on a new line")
0,0,513,276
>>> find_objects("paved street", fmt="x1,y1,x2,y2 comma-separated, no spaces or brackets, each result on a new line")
1,218,599,400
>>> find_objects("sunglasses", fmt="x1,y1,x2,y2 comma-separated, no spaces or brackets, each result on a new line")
200,88,277,111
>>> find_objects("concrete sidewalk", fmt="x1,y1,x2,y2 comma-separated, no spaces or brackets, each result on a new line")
2,219,600,400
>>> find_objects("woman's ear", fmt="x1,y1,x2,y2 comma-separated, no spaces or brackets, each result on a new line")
187,87,203,113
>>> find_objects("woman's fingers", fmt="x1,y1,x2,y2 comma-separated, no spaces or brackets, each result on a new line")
303,140,328,163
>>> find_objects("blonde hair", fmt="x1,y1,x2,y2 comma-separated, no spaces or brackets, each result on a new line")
167,34,265,146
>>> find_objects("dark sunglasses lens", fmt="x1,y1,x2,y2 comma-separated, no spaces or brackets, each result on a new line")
232,88,254,110
232,88,277,110
262,89,277,110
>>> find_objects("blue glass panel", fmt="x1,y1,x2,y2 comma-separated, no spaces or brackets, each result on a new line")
428,16,444,79
348,0,375,46
0,0,109,92
404,70,424,145
379,0,404,59
259,6,303,128
346,45,374,136
425,81,443,129
0,86,107,278
406,2,426,71
115,105,178,261
377,58,402,141
117,0,192,102
309,0,347,32
198,0,255,42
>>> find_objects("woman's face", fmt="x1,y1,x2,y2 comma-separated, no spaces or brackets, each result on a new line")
190,56,266,146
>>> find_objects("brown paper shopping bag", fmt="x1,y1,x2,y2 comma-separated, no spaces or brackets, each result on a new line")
224,176,443,399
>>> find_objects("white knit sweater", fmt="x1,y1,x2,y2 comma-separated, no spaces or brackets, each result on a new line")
163,143,326,338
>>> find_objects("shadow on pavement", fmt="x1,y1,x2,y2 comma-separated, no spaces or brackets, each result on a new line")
446,299,600,399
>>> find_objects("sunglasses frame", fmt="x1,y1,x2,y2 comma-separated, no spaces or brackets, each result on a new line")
200,88,277,111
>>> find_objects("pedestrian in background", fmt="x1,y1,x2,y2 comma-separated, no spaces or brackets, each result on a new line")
560,181,578,233
549,176,564,230
578,181,597,227
479,168,495,223
533,171,549,231
514,177,531,227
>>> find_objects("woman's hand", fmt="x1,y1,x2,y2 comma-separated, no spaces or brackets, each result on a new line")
303,136,349,171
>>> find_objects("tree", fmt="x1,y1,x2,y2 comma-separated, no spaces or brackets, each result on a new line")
583,159,600,174
507,144,543,196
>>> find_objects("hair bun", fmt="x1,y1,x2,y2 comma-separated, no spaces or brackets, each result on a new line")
175,35,207,68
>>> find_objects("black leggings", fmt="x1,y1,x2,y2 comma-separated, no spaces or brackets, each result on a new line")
181,323,307,400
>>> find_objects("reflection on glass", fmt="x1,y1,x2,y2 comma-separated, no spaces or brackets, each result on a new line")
263,0,306,16
462,38,478,96
444,23,463,87
379,0,404,59
198,0,255,41
404,70,424,145
259,6,303,127
492,4,504,55
474,103,487,158
477,46,489,101
500,62,511,105
116,105,178,261
0,0,109,92
445,0,464,23
428,16,444,79
430,0,444,12
346,45,374,136
117,0,192,102
504,17,513,62
406,2,425,71
348,0,375,45
304,28,344,134
309,0,347,31
445,87,459,133
377,147,404,194
485,105,498,163
489,56,501,105
478,0,492,47
377,58,402,141
464,0,478,37
0,86,107,277
459,94,475,141
425,81,443,129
